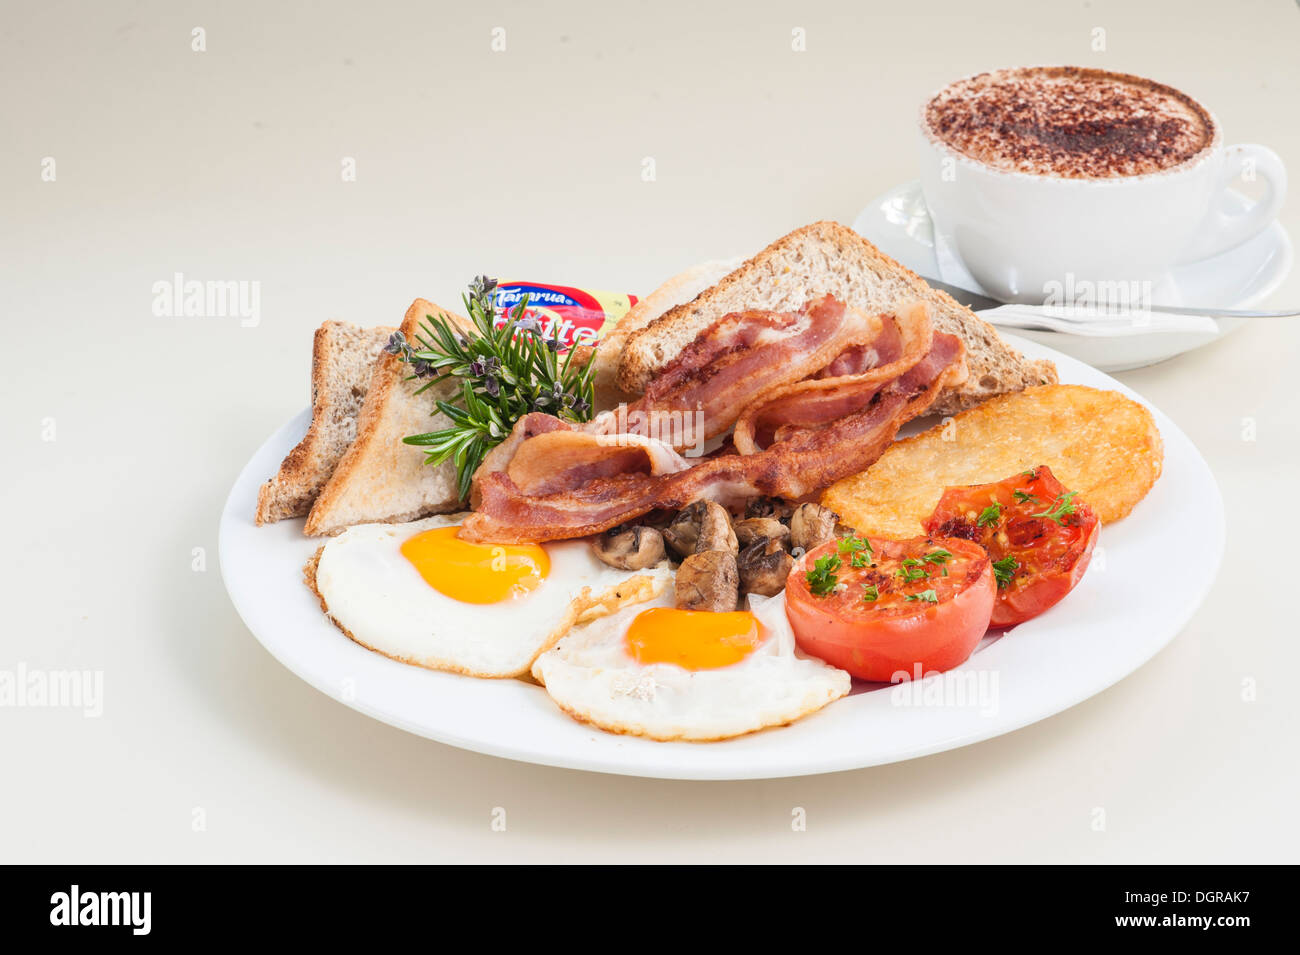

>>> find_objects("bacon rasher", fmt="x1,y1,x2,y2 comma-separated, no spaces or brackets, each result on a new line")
732,301,933,454
586,295,883,447
458,297,967,543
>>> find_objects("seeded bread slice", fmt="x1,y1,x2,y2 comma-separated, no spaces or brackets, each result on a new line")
303,300,470,537
590,258,742,409
615,221,1057,416
255,321,394,524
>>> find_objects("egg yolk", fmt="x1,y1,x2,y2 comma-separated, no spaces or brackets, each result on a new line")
624,607,766,671
400,526,550,604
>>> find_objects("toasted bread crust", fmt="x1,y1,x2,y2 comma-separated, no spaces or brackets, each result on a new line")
615,221,1056,415
302,300,472,537
255,321,393,524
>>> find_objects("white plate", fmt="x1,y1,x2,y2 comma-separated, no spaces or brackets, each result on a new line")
853,181,1293,372
219,339,1223,779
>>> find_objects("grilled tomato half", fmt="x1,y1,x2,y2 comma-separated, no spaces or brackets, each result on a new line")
923,466,1099,628
785,533,994,682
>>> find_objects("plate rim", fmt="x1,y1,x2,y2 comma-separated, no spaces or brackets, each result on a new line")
219,338,1224,780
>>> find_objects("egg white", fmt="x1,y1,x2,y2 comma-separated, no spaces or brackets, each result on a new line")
532,591,851,741
312,515,672,678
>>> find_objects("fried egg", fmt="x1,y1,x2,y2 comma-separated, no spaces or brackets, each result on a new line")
311,515,671,678
532,591,851,741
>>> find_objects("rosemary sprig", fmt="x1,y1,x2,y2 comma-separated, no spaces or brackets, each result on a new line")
390,276,596,500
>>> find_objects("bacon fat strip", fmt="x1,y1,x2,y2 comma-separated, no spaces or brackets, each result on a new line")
814,312,903,379
503,430,693,497
468,412,571,510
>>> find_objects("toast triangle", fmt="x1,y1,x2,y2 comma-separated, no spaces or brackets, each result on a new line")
256,321,393,524
303,299,468,536
615,221,1057,415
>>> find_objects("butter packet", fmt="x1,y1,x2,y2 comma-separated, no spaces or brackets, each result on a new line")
491,282,637,351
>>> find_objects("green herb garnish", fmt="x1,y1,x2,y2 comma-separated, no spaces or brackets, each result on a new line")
1030,491,1078,525
862,584,879,602
992,556,1019,589
805,553,842,596
897,561,930,583
394,276,595,500
923,548,952,566
905,589,939,603
977,501,1003,527
837,533,872,568
837,534,872,555
1013,490,1040,505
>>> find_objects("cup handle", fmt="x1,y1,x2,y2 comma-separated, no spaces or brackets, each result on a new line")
1178,144,1287,262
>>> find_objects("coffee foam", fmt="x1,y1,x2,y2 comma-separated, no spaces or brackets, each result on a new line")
924,66,1215,179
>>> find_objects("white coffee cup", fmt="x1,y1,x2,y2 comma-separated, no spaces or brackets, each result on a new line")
917,69,1288,304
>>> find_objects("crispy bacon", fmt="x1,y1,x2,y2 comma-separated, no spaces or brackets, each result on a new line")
468,412,570,510
815,314,903,379
459,329,967,543
732,302,935,453
592,295,882,447
502,430,692,497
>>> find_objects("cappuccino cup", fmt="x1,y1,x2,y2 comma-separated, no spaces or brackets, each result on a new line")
917,66,1287,304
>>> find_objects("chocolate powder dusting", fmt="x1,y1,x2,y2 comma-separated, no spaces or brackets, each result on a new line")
924,66,1214,178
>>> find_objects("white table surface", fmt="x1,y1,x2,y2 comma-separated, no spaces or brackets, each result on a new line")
2,0,1296,863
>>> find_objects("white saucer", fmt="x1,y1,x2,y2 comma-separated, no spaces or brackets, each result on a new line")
852,180,1293,372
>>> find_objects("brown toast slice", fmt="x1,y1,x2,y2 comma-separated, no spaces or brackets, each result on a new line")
615,221,1057,416
303,300,469,536
255,321,393,524
588,258,742,409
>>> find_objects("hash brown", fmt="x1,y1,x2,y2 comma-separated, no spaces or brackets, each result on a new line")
822,385,1163,536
